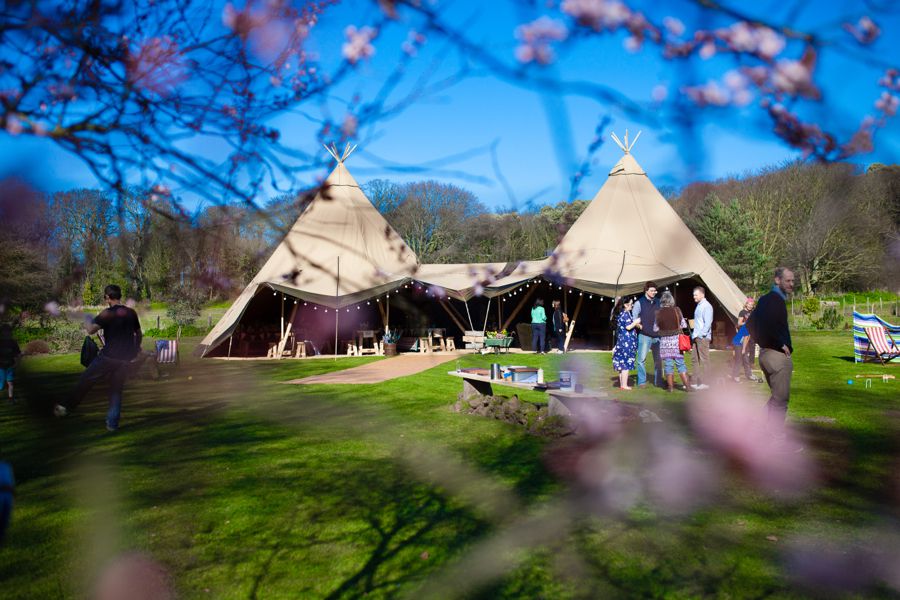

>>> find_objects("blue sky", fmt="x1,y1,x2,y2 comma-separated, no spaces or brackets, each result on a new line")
2,0,899,211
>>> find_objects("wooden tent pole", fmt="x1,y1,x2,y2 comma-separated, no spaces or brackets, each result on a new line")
377,299,387,330
276,301,299,359
501,284,539,331
280,292,285,339
439,300,467,333
564,293,585,352
463,300,475,331
334,256,339,360
482,297,491,333
497,297,502,331
387,294,390,331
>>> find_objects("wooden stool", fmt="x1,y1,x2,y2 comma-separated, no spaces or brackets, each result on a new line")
346,342,357,356
445,338,456,351
294,341,306,358
418,337,431,353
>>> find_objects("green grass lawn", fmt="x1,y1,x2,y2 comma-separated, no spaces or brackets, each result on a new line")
1,333,899,599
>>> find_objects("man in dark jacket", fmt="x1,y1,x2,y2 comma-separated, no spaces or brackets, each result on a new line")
748,267,795,429
54,285,142,431
551,300,568,353
632,281,661,387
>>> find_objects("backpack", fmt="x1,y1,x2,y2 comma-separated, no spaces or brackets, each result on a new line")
80,336,99,368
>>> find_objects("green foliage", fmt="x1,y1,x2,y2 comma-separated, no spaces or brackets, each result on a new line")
689,195,769,291
165,286,204,329
144,324,207,338
801,297,821,317
813,306,844,330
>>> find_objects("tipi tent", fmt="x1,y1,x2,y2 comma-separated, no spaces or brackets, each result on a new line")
492,132,745,319
197,145,418,357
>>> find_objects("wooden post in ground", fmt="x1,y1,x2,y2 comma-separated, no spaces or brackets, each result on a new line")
497,297,502,331
501,284,539,331
564,293,585,352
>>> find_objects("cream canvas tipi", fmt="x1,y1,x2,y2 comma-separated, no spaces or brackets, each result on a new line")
547,132,745,318
197,145,418,357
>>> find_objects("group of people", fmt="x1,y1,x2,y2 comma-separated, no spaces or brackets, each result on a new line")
611,281,715,393
608,268,797,431
529,298,569,354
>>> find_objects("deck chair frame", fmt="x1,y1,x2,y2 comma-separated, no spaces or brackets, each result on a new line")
863,326,900,365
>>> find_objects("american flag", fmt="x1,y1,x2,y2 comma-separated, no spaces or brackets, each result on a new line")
156,340,178,364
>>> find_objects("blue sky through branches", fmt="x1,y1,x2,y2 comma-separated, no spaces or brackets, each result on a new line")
1,0,899,211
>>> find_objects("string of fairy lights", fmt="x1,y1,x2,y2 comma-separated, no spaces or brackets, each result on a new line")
270,279,681,313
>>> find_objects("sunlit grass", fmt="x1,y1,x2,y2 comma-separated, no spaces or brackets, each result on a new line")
1,333,898,598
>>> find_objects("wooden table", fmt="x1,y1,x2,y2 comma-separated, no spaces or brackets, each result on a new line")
354,330,383,356
448,371,608,403
418,328,446,353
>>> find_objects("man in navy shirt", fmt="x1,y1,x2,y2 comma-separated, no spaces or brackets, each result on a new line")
55,285,142,431
632,281,661,387
748,268,795,430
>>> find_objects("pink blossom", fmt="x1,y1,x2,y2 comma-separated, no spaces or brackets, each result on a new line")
5,114,22,135
126,36,188,96
844,16,881,44
688,392,816,497
44,301,61,316
651,84,668,102
754,27,785,59
875,91,899,116
341,114,358,138
878,68,900,90
561,0,630,31
699,41,716,59
682,81,730,106
515,17,568,65
772,59,818,98
623,36,641,52
402,29,426,57
342,26,377,64
662,16,684,37
717,22,784,59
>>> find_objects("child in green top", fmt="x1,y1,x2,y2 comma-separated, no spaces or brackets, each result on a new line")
531,298,547,353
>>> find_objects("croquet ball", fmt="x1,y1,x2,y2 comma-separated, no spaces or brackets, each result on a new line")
847,379,853,385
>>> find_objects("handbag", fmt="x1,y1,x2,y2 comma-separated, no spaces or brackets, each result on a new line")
676,308,692,352
80,336,99,368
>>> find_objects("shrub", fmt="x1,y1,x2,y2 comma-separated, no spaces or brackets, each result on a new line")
813,306,844,330
24,339,50,354
46,319,88,353
801,297,821,317
144,324,207,338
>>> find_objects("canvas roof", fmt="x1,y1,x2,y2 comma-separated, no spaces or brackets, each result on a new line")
198,155,417,356
547,143,745,318
415,261,528,301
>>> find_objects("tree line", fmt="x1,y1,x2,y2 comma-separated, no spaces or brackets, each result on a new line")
1,161,897,315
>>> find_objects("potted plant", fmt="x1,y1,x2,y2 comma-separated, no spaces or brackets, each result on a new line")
383,329,400,356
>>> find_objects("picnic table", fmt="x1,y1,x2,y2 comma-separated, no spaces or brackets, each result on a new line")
448,370,607,403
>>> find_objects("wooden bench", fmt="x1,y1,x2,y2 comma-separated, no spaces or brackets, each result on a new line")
462,330,485,351
448,371,607,402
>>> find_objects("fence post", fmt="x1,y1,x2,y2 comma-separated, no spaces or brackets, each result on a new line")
208,315,212,328
156,315,160,330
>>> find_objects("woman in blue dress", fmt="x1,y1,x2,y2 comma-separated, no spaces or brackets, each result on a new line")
612,296,640,390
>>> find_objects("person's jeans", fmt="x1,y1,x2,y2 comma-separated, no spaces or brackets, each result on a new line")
555,328,566,351
664,356,687,375
531,323,546,352
64,354,130,429
636,334,661,386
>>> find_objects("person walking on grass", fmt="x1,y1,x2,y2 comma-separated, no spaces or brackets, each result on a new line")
551,299,568,354
531,298,547,354
632,281,661,387
690,286,713,390
0,324,21,404
54,285,142,432
654,291,692,393
611,297,639,390
748,267,796,435
731,297,759,382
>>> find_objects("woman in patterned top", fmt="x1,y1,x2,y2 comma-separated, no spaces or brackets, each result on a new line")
612,297,640,390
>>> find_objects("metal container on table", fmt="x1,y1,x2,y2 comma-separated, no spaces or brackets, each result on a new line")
490,363,502,380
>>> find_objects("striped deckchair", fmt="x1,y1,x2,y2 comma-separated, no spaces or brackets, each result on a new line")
155,339,179,365
853,312,900,363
